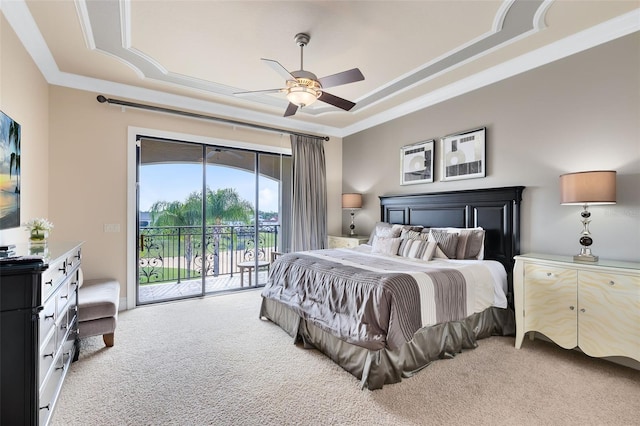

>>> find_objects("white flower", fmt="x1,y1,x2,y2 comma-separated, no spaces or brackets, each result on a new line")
23,218,54,232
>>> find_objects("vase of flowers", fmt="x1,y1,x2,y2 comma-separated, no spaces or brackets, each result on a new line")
24,218,54,246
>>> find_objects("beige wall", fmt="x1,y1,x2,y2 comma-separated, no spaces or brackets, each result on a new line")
343,33,640,262
47,87,342,306
0,14,50,245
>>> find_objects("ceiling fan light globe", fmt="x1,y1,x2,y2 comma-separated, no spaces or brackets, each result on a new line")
286,85,320,107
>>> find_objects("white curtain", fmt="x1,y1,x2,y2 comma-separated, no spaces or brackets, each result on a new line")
290,135,327,251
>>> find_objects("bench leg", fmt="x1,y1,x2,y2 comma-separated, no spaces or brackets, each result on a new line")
103,333,115,347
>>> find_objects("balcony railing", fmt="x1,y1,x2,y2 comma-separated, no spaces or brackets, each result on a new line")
138,224,279,284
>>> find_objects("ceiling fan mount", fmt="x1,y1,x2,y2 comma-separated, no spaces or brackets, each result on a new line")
294,32,310,48
234,32,364,117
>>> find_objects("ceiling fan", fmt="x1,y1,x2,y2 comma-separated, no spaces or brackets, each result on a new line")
234,33,365,117
199,147,243,162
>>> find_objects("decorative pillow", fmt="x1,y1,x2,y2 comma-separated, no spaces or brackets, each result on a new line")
455,228,485,259
398,239,437,260
400,229,428,241
421,241,437,261
428,230,459,259
367,222,404,245
371,236,402,256
429,227,485,260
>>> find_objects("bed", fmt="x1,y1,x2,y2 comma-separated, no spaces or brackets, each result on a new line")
260,186,524,389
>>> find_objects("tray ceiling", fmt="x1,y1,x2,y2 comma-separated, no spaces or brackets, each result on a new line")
2,1,639,138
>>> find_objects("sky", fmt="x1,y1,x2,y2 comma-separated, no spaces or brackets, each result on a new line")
139,164,280,213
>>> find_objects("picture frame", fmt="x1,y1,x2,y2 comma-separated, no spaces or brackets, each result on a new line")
440,127,486,181
0,110,21,230
400,139,434,185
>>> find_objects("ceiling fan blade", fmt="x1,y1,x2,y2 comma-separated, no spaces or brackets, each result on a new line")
284,103,298,117
261,58,296,81
206,148,243,160
318,92,356,111
233,88,284,96
318,68,364,89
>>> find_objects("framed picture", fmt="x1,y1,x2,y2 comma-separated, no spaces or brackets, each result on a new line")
0,110,21,230
440,127,486,181
400,139,434,185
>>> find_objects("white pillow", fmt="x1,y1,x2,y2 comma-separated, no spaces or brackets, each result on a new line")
371,236,402,256
367,222,403,244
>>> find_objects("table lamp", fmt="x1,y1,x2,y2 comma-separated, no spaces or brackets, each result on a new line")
560,170,616,262
342,193,363,236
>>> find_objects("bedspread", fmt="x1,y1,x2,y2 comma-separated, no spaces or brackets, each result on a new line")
261,248,507,351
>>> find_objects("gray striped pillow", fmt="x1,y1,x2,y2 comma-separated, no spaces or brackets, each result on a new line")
400,229,429,240
428,230,459,259
456,228,485,259
399,239,428,259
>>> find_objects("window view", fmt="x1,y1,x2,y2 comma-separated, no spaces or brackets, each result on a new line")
137,138,291,305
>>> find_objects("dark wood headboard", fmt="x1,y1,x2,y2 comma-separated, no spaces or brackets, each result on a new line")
379,186,525,307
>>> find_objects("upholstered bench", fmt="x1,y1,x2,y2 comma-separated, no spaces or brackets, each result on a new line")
78,275,120,347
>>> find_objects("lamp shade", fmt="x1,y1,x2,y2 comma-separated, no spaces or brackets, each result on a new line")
560,170,616,205
342,193,363,209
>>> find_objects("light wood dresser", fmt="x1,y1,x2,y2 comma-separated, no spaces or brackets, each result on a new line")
513,253,639,362
328,235,369,249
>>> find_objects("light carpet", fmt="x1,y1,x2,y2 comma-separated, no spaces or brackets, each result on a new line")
52,289,640,426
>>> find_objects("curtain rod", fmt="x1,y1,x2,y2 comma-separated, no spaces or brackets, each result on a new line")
96,95,330,141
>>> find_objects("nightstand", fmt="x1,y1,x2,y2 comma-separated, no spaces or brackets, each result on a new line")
513,253,639,362
328,235,369,249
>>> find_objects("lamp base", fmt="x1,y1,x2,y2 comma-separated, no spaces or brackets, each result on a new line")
574,248,598,262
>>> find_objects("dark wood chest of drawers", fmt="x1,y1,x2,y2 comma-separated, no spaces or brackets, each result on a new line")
0,242,82,425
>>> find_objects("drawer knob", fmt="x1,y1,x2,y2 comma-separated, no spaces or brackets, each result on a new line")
45,280,53,286
43,352,54,358
61,294,68,299
608,281,615,286
569,306,575,310
45,313,54,320
40,404,50,411
580,308,586,313
546,272,552,277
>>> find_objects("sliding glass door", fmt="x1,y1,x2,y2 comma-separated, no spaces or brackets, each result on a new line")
136,137,290,305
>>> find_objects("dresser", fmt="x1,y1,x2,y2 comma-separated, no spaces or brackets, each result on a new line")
328,235,369,249
0,242,82,425
513,253,639,362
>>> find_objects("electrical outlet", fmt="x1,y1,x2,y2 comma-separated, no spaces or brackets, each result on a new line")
103,223,121,233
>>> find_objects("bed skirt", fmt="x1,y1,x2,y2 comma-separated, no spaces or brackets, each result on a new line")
259,297,515,390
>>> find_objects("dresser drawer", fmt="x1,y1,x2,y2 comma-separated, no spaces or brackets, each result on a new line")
39,296,58,346
65,248,82,274
328,235,368,249
524,263,577,285
56,280,71,318
41,257,67,302
39,329,57,385
39,357,64,426
579,270,640,293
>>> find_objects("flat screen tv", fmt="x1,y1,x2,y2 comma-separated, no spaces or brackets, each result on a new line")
0,110,21,230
